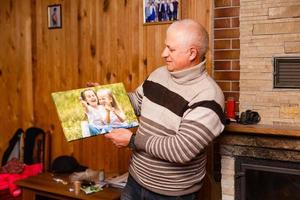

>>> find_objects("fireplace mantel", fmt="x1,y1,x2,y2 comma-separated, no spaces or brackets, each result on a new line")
225,123,300,138
221,123,300,159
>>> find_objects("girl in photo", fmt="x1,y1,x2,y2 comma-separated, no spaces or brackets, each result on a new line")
96,89,126,125
80,89,106,136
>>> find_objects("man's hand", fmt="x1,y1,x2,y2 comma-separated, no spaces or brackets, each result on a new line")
104,128,133,148
86,82,99,87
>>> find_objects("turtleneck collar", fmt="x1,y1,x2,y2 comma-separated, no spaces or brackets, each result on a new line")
169,60,207,84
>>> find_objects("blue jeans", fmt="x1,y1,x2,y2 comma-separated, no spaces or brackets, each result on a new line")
89,125,101,136
121,175,198,200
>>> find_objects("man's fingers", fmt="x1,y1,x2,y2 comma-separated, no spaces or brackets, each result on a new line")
86,82,100,87
104,133,113,139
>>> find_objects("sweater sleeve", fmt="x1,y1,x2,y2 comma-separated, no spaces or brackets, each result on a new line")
128,83,144,116
135,104,225,164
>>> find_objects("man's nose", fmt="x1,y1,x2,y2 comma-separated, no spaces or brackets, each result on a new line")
161,47,168,58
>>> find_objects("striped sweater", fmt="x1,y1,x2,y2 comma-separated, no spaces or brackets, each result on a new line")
128,60,225,196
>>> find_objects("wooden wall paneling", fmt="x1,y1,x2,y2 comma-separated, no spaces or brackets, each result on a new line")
102,0,140,173
119,1,141,173
110,0,142,173
75,0,115,172
103,1,127,173
79,0,110,170
141,24,163,81
182,0,212,74
77,0,97,84
33,0,82,161
128,1,141,91
72,0,140,172
0,0,33,161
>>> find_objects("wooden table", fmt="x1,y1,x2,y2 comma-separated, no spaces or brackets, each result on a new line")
15,173,121,200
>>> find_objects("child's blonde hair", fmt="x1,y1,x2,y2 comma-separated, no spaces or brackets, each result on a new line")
97,89,121,111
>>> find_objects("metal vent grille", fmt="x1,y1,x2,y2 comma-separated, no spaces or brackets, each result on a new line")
273,57,300,89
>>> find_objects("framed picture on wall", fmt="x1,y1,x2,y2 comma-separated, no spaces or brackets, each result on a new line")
143,0,181,25
48,4,62,29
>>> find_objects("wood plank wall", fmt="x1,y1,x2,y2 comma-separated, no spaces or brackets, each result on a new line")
0,0,34,161
0,0,211,174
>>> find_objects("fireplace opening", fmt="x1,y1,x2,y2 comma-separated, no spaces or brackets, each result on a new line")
235,156,300,200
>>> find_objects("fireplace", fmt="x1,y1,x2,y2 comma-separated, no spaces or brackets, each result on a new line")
215,0,300,199
235,156,300,200
219,124,300,200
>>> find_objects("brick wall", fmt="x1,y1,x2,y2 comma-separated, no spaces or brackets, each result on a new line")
213,0,240,117
239,0,300,125
214,0,300,125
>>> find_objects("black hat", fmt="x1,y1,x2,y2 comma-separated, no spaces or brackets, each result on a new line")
51,155,87,173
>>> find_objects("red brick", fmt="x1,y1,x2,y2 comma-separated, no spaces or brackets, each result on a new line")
231,17,240,28
214,7,239,18
214,61,231,70
214,18,231,28
214,71,240,80
214,50,240,59
232,39,240,49
215,0,231,7
232,0,240,6
217,81,231,91
231,82,240,91
232,60,240,70
214,29,239,39
215,40,231,49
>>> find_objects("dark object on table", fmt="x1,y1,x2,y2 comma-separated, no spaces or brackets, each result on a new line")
238,110,261,125
81,180,95,187
51,155,87,173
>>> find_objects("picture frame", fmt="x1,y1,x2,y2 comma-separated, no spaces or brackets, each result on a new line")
51,83,139,142
48,4,62,29
143,0,181,25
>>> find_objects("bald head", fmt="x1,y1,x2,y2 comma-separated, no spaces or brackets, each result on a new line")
167,19,209,58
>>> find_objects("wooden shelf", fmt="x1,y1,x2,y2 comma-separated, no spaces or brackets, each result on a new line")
224,123,300,138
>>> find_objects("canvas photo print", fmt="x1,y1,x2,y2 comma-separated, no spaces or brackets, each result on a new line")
52,83,138,142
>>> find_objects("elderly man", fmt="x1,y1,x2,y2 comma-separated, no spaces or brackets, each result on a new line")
105,19,225,200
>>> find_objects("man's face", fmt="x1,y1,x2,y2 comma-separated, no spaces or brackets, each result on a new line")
161,30,191,72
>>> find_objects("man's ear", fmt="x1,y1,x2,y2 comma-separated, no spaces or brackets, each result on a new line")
189,47,198,61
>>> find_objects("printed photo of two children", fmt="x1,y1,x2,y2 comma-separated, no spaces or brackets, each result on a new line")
52,83,138,142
